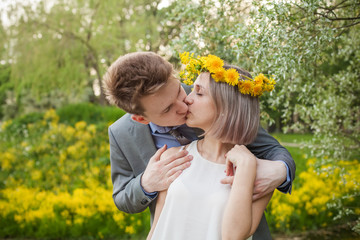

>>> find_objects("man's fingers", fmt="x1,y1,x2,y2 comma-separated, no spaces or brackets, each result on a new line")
166,170,183,185
162,149,189,164
220,176,234,185
226,161,234,176
166,160,191,177
165,154,193,170
150,144,167,162
252,185,270,201
252,193,263,201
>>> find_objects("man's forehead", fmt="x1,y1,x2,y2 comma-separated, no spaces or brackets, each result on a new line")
142,80,180,114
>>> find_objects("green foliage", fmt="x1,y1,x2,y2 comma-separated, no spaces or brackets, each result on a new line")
0,64,12,119
238,2,360,232
4,0,168,114
165,0,249,63
56,103,126,125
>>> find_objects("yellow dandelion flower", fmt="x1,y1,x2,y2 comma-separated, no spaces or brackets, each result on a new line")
252,84,263,96
204,55,224,73
225,68,239,86
212,68,226,82
239,80,254,95
254,74,265,85
179,52,275,96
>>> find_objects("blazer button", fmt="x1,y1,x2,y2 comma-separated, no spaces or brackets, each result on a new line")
141,199,149,205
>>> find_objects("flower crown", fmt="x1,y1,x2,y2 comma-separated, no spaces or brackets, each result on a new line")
179,52,276,97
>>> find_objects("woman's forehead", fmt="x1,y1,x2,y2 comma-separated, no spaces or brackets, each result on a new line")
194,72,210,86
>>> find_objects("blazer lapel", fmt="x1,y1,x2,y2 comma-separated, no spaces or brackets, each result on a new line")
129,118,157,165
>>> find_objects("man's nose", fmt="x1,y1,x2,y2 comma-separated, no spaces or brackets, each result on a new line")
177,100,188,114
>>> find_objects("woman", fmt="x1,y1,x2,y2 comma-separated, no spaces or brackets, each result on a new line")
147,53,276,240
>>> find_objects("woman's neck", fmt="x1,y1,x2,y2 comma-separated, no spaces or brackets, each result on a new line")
197,136,234,164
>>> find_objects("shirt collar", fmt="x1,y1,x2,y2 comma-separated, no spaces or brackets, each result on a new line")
149,122,183,134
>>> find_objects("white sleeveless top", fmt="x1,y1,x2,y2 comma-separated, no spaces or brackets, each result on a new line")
151,140,244,240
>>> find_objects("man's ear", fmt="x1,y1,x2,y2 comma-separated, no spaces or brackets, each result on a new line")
131,114,150,125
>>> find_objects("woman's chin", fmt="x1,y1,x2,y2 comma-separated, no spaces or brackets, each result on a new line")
185,120,194,127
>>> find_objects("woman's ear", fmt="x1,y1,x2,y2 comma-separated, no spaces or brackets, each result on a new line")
131,114,150,124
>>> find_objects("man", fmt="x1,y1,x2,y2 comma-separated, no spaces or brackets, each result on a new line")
103,52,295,239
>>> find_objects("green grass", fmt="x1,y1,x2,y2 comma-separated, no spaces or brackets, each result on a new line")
272,133,314,145
271,133,314,185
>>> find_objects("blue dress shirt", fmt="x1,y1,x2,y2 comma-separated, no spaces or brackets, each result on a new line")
148,123,198,149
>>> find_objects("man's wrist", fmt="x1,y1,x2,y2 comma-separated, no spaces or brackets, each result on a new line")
140,173,158,199
276,160,292,194
142,187,158,199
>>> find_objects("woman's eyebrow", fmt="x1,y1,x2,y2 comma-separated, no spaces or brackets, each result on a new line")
194,84,204,91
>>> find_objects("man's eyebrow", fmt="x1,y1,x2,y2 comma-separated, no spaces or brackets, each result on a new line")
161,83,181,113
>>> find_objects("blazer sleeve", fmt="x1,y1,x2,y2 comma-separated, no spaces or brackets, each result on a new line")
108,119,155,214
246,126,296,187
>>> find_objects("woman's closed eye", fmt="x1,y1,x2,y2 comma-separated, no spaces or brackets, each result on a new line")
193,84,204,96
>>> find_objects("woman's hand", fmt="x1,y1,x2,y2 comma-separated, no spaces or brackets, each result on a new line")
222,145,257,185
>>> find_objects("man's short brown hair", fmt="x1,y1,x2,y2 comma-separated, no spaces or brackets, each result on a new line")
103,52,173,115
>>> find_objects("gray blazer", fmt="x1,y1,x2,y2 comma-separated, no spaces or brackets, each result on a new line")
108,86,295,240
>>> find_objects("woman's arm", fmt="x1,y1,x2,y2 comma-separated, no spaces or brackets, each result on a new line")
146,146,184,240
147,189,168,240
222,145,273,240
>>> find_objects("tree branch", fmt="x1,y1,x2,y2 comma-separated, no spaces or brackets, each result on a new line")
315,11,360,21
86,1,101,42
337,21,360,29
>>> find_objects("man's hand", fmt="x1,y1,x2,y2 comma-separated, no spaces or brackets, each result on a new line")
221,156,287,201
141,145,193,193
253,159,286,200
221,145,256,186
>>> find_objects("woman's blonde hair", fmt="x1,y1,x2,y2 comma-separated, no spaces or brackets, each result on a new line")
207,65,260,145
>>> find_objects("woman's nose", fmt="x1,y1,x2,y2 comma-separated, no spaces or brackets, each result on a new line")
185,94,193,105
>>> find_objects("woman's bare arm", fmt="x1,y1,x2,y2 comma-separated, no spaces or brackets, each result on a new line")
146,146,184,240
222,145,273,240
147,190,168,240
